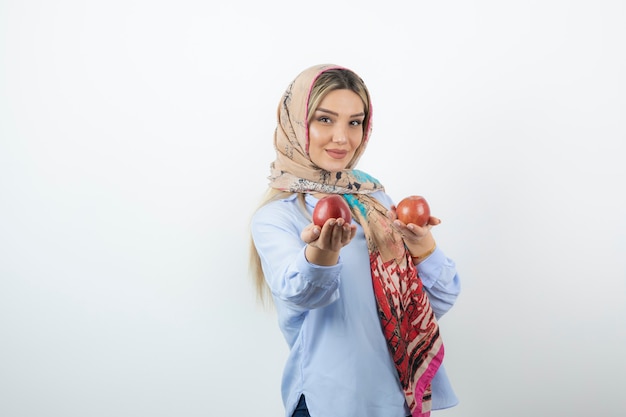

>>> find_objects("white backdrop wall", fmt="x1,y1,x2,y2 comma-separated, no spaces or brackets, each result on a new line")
1,1,625,416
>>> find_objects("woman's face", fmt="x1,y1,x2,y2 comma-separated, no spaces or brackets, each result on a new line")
308,89,365,172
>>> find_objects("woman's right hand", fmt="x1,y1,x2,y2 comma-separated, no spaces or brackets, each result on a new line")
301,218,357,266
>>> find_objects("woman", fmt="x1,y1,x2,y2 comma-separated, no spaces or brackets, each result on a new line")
249,64,461,417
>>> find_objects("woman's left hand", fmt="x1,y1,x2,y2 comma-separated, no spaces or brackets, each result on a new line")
387,204,439,255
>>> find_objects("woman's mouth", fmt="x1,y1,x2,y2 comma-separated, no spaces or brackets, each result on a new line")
326,149,348,159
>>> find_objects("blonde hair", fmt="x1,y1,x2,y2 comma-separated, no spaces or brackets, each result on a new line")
249,67,371,306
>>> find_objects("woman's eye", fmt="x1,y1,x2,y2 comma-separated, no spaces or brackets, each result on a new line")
350,120,363,126
318,116,332,123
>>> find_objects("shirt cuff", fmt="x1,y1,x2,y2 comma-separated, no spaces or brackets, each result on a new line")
293,245,342,290
416,247,449,288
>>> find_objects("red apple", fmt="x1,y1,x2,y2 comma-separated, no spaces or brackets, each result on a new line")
396,195,431,227
312,195,352,227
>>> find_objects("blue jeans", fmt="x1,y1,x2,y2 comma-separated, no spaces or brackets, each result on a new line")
291,394,411,417
291,395,310,417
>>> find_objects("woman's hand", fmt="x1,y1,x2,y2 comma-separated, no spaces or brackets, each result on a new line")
387,204,439,261
301,218,357,266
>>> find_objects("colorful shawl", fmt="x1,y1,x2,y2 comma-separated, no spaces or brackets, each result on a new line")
268,64,443,416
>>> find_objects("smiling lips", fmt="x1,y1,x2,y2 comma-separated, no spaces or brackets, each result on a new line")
326,149,348,159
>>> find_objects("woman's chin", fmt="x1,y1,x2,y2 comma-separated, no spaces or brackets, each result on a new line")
318,162,349,172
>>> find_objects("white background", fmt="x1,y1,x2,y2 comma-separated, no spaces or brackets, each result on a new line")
1,1,625,416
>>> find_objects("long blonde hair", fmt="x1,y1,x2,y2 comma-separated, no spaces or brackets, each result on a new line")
249,67,371,306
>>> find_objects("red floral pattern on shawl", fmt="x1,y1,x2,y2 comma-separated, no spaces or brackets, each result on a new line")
349,194,444,416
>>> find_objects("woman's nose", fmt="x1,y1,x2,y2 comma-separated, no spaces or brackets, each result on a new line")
332,126,348,144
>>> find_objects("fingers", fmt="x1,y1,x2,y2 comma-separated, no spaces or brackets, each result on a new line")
323,218,354,246
428,216,442,226
393,215,441,230
307,218,356,250
392,216,441,245
339,222,357,245
393,219,430,237
386,205,398,221
300,224,321,244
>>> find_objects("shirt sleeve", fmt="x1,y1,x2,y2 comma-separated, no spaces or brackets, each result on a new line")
251,200,342,312
416,247,461,319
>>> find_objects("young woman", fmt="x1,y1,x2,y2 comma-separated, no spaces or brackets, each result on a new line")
249,64,461,417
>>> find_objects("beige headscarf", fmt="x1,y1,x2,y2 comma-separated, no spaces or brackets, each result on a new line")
269,64,383,194
268,64,443,417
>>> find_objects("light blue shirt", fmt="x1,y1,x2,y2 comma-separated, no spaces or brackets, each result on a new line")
251,191,461,417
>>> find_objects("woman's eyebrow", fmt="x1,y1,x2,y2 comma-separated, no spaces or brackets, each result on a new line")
316,107,365,118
